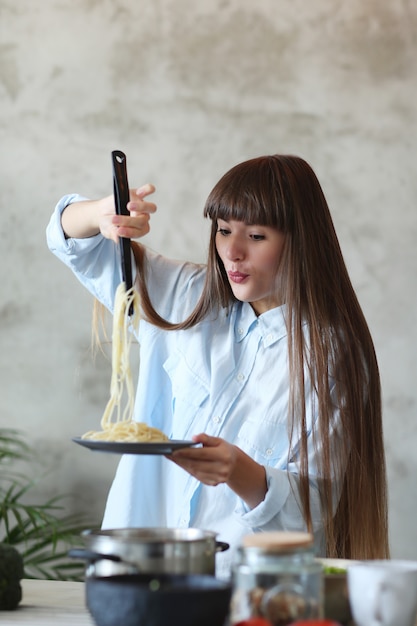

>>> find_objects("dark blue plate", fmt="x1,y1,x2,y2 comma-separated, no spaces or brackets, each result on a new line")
72,437,196,455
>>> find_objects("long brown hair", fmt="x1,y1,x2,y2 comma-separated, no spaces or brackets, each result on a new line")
132,154,389,559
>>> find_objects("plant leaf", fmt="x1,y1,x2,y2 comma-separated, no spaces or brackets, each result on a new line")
0,427,96,581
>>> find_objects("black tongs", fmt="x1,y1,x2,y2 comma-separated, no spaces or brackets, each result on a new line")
112,150,133,314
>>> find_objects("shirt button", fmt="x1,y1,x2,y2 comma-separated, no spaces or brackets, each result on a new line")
266,448,273,457
236,372,245,382
212,415,221,424
238,327,244,335
267,333,273,341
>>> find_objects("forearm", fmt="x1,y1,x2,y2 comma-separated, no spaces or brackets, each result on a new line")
61,199,102,239
227,446,268,509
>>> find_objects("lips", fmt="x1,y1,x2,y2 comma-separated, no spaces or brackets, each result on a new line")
228,271,249,284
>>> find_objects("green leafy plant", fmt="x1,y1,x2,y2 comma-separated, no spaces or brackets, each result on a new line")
0,428,93,581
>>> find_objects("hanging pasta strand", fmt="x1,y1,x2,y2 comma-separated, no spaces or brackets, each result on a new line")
82,282,168,442
101,282,137,427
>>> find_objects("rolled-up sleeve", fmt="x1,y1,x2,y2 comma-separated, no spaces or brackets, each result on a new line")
234,466,323,529
46,194,123,312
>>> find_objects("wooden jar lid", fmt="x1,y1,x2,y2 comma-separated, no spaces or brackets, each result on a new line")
242,531,313,551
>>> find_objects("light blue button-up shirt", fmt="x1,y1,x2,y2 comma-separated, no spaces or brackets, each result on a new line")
47,195,344,578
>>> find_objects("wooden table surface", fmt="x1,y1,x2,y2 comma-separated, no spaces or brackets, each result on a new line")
4,578,416,626
4,579,94,625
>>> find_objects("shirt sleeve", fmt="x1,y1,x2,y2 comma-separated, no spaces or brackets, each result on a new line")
46,194,126,312
234,467,314,529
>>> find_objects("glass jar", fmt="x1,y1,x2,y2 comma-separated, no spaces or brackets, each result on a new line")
230,531,323,626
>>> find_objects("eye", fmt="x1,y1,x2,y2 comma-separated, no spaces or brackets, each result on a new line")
250,233,266,241
217,227,231,236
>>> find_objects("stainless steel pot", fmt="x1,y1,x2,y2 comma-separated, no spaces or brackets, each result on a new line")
71,528,229,577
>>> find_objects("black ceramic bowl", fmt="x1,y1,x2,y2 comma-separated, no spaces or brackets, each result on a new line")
85,573,232,626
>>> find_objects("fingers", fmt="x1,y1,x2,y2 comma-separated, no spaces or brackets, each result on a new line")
97,184,156,242
112,213,151,240
135,183,156,199
168,454,227,486
191,433,221,447
127,184,157,215
111,184,156,240
168,436,235,486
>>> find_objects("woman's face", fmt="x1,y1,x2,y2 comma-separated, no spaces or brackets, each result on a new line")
215,219,286,315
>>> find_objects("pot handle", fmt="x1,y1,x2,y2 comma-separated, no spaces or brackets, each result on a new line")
215,541,230,553
68,548,123,564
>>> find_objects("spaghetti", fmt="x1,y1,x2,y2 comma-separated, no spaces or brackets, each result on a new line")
82,282,168,443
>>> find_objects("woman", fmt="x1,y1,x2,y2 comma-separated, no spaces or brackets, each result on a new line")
47,154,389,578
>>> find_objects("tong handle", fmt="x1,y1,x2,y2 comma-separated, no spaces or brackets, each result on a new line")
112,150,133,303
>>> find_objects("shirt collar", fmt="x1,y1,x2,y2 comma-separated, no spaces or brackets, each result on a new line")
234,302,288,346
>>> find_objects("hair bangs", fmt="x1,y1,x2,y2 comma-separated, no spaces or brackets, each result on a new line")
203,156,289,231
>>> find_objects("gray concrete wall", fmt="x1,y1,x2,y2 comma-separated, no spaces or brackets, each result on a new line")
1,0,416,556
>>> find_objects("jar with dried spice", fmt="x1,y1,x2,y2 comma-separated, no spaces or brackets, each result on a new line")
230,532,323,626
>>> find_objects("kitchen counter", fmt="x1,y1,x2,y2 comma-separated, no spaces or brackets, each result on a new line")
4,579,94,625
5,578,416,626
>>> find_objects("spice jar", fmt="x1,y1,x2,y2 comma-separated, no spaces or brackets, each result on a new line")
231,532,323,626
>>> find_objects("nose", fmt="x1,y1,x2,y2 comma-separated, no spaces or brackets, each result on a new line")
226,234,245,261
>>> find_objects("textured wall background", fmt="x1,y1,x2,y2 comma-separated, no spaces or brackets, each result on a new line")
1,0,416,556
